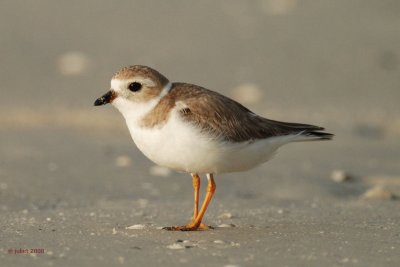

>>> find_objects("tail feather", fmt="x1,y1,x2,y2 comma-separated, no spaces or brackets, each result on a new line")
263,119,334,142
256,118,333,142
268,120,325,131
301,130,334,140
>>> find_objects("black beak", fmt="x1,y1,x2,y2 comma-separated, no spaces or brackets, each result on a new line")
94,90,116,106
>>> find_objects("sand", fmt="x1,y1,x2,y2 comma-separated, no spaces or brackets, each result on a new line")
1,1,399,266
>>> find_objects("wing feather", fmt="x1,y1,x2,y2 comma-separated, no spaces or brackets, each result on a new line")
154,83,333,142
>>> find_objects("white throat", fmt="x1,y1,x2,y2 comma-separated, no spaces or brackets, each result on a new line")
111,81,172,124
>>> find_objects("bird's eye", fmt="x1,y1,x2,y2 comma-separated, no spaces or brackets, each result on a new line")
128,82,142,92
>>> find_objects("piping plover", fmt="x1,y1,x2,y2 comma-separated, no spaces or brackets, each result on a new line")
94,65,333,231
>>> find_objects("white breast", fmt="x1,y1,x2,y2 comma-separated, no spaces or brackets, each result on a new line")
124,107,292,174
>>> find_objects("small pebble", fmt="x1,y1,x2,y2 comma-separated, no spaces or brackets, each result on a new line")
218,212,233,219
340,258,349,263
230,242,241,247
214,240,225,244
218,223,236,228
362,187,395,200
261,0,297,15
126,224,146,230
57,51,91,76
149,165,171,177
118,256,125,264
112,227,117,235
115,156,131,167
331,170,352,182
231,83,263,105
166,243,186,250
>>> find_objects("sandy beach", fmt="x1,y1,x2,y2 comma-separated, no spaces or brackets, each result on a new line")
1,1,399,266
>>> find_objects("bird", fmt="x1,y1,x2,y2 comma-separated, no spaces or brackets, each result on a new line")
94,65,333,231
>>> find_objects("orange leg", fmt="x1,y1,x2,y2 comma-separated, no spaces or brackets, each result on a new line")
192,173,200,220
164,173,216,231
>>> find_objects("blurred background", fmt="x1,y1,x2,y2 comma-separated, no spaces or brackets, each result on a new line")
1,1,399,266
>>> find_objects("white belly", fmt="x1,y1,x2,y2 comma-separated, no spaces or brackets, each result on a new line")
125,110,290,174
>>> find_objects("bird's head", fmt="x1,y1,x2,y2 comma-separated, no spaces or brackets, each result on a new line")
94,65,171,120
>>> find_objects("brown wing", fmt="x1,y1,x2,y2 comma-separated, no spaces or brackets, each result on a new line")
169,83,332,142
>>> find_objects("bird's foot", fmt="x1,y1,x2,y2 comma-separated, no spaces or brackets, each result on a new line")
163,223,213,231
